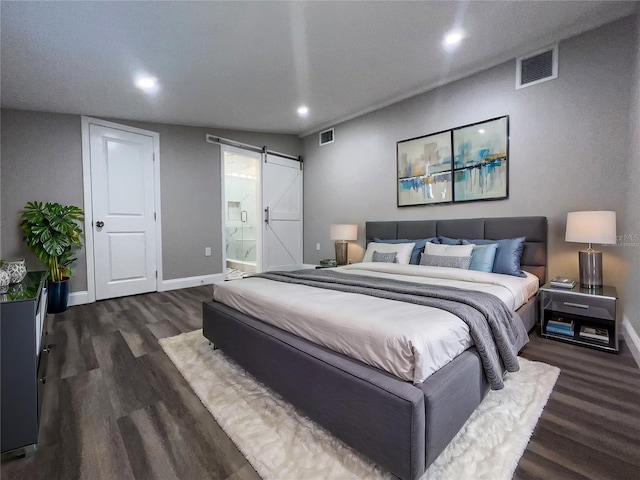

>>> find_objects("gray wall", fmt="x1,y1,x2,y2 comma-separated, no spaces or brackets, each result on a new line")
620,12,640,337
302,17,636,329
1,110,87,292
0,109,301,291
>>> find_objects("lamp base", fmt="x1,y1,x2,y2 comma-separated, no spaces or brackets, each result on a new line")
335,241,348,266
578,249,602,288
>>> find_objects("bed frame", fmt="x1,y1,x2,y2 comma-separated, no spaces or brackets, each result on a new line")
202,216,547,480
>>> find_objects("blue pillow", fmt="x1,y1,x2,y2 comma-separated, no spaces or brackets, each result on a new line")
467,243,498,273
374,237,439,265
463,237,527,277
438,236,462,245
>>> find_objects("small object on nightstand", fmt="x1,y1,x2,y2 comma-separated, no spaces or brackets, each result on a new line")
546,317,575,336
319,258,337,267
579,326,609,343
550,276,576,289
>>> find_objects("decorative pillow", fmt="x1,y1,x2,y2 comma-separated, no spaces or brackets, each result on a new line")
374,237,439,265
372,251,397,263
462,237,527,277
420,253,472,270
438,236,462,245
363,241,415,264
467,243,499,273
424,242,475,257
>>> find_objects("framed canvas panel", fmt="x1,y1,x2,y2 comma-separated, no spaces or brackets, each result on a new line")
397,130,453,207
452,116,509,202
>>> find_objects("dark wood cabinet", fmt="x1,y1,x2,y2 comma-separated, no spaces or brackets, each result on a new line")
1,271,49,457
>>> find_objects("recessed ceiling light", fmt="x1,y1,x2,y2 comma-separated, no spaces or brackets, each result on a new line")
478,129,486,134
443,30,465,47
297,105,309,117
135,76,158,91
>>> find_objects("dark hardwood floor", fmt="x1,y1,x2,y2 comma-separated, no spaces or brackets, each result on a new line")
1,286,259,480
517,331,640,480
1,286,639,480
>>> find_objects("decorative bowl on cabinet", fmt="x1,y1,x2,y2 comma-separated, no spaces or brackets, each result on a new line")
2,259,27,284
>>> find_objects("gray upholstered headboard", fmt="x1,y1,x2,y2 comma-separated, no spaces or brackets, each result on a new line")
365,216,548,285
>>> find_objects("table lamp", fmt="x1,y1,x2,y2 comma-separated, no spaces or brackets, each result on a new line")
330,224,357,266
565,211,616,288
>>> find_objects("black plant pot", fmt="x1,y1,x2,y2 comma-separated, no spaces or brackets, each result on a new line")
47,277,70,314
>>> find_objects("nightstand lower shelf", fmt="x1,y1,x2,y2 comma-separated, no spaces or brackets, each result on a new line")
541,316,617,352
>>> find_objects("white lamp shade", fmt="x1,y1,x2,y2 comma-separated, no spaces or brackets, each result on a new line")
330,224,358,241
565,211,617,245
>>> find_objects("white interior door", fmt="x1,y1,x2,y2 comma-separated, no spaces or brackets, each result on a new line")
263,154,303,270
89,124,158,300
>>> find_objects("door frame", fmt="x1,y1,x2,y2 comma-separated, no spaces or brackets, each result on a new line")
220,144,263,277
81,116,163,304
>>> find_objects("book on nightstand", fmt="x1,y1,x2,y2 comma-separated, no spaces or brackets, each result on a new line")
546,317,575,336
579,326,609,343
546,326,574,336
550,277,576,289
547,317,574,329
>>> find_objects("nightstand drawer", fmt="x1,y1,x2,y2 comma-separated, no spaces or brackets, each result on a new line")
547,293,615,321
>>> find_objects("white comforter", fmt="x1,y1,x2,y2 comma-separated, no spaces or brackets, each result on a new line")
212,263,538,384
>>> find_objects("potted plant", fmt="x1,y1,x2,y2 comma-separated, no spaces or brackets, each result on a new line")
20,201,84,313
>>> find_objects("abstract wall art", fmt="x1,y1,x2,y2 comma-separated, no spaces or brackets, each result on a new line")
452,116,509,202
397,130,453,206
396,116,509,207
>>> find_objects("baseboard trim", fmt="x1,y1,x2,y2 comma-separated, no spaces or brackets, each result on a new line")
621,317,640,369
68,290,90,306
66,275,222,304
159,274,224,292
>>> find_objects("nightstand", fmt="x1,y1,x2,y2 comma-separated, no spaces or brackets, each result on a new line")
539,283,618,353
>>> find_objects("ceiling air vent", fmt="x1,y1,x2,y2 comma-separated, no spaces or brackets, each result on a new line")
516,45,558,89
319,128,334,146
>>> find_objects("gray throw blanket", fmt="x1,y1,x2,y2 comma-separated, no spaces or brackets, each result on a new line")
254,269,529,390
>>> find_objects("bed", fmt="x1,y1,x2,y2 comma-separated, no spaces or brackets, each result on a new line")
202,216,547,480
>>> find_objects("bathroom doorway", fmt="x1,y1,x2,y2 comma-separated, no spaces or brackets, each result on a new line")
222,146,261,279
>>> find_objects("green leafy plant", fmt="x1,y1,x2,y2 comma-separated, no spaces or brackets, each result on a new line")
20,201,85,282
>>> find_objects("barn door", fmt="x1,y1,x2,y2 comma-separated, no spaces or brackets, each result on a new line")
262,154,303,270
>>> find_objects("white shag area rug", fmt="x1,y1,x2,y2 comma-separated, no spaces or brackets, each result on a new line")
159,330,559,480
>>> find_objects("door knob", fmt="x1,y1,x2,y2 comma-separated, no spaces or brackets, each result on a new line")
96,221,105,228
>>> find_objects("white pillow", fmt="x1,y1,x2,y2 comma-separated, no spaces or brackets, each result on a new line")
362,242,415,264
424,242,475,257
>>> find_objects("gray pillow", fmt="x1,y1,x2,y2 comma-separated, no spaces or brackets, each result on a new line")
374,237,439,264
420,253,472,269
372,250,397,263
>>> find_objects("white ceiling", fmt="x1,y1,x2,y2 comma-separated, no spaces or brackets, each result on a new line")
1,1,636,136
